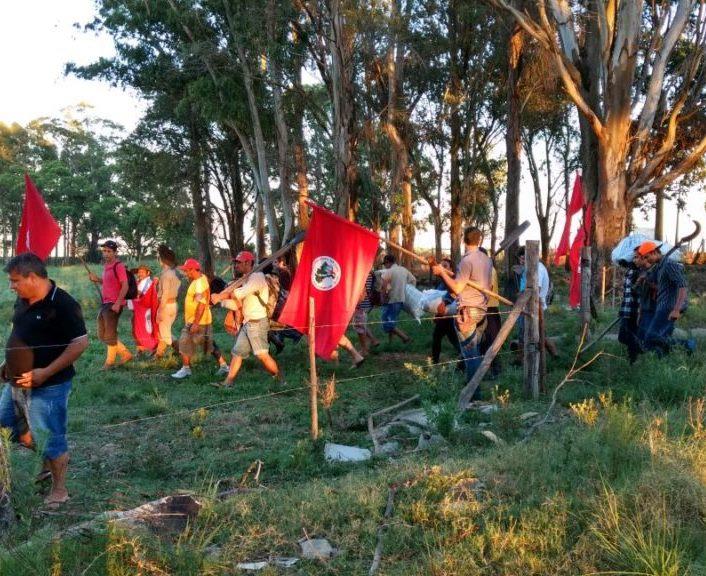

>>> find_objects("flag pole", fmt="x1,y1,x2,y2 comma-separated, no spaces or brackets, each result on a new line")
79,256,104,303
308,296,319,440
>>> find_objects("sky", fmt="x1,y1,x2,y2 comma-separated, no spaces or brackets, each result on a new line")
1,0,704,252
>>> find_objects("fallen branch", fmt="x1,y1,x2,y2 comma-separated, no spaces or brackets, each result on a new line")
524,325,604,440
367,395,420,454
368,486,398,576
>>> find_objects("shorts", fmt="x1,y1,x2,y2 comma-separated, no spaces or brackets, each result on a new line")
0,380,72,460
232,318,270,358
97,303,122,345
351,309,368,335
381,302,403,333
178,324,214,357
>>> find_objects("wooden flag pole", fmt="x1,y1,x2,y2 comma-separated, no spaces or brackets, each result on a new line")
79,256,104,303
308,296,319,441
379,237,514,307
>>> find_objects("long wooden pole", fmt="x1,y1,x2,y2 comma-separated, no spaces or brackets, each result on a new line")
79,256,104,303
580,247,592,335
457,291,531,410
308,296,319,441
380,237,514,307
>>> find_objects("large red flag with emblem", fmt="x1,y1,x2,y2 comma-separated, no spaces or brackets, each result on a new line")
278,203,380,359
16,174,62,261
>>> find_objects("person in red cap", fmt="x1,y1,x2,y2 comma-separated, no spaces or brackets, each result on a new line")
172,258,228,379
211,251,286,387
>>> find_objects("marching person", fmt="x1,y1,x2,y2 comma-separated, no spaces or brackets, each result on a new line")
155,245,180,358
616,257,641,363
430,257,461,366
637,241,695,356
432,226,492,400
128,265,159,355
380,253,416,344
211,251,286,388
87,240,132,369
352,270,380,356
1,253,89,507
171,258,228,379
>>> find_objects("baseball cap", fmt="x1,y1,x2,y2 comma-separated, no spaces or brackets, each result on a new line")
636,241,661,256
234,251,255,263
100,240,118,251
177,258,201,271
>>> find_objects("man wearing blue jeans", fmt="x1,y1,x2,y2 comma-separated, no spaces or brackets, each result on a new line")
1,253,88,507
432,227,492,400
380,254,415,344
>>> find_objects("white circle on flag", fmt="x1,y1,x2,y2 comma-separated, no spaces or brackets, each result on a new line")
311,256,341,291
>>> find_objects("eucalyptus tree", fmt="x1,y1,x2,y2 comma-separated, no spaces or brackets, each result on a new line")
491,0,706,254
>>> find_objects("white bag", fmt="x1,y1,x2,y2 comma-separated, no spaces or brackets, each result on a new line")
611,234,682,264
403,284,424,323
419,289,448,315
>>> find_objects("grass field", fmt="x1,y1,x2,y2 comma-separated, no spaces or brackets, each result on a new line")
1,264,706,575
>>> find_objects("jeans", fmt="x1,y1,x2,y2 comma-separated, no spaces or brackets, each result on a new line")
381,302,403,333
643,307,692,356
0,380,72,459
455,307,486,400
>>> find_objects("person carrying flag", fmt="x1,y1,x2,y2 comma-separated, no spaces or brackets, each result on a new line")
128,265,159,355
87,240,133,369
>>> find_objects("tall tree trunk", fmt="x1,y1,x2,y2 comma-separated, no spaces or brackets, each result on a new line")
188,122,214,277
654,190,664,241
329,0,359,220
448,0,463,263
504,22,524,277
267,0,294,243
255,193,266,259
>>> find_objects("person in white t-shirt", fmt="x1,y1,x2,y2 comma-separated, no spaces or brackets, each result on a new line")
211,251,285,388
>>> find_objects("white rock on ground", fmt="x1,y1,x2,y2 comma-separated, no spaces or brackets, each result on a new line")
324,442,372,462
299,538,337,560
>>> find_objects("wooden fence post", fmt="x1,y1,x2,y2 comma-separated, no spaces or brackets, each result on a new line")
600,266,607,307
523,241,540,400
457,291,531,411
581,247,592,335
308,296,319,440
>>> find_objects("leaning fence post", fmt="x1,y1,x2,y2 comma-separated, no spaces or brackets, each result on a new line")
523,241,540,400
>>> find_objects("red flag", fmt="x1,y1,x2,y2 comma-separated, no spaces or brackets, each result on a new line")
568,203,592,308
16,174,62,261
554,174,585,264
278,204,380,359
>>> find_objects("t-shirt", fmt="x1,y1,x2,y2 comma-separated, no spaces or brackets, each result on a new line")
184,275,212,326
5,282,87,387
356,271,375,312
520,262,550,310
233,272,269,323
101,260,128,304
382,264,416,304
656,259,687,313
158,267,181,302
456,247,492,310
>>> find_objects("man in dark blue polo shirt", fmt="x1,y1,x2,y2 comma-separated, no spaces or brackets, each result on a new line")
0,253,88,507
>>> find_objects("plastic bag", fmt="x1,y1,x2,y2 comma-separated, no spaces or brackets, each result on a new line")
419,289,448,315
403,284,424,323
611,234,682,264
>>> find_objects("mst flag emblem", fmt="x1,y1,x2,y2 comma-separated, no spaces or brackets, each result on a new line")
311,256,341,291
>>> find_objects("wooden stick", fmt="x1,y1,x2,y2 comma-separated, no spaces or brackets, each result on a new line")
491,220,531,259
79,256,104,302
308,296,319,441
379,237,514,307
368,486,397,576
457,291,531,410
601,266,607,307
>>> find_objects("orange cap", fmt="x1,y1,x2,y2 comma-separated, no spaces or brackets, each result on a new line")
636,241,659,256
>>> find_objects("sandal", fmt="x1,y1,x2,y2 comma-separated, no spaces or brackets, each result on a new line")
43,494,70,509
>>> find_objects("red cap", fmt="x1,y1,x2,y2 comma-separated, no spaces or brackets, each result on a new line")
636,241,660,256
234,251,255,263
177,258,201,271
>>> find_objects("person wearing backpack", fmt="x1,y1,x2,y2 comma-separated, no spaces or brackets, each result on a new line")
87,240,134,369
211,251,286,388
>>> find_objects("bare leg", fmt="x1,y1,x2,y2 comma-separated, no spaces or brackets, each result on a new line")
339,336,364,366
255,353,285,383
45,453,69,504
366,327,380,347
391,327,411,343
224,355,243,384
356,332,369,356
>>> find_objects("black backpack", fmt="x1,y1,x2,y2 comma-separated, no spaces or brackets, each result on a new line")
114,261,138,300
